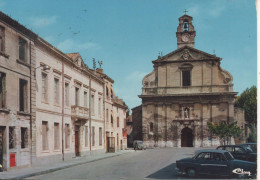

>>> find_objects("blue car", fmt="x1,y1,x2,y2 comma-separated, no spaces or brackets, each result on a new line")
217,145,256,162
176,149,256,178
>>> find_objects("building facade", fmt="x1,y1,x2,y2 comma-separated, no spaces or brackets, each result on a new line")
0,11,128,170
0,12,37,170
96,68,128,152
136,14,245,148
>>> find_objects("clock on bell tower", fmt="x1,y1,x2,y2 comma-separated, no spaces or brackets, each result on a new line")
176,13,196,49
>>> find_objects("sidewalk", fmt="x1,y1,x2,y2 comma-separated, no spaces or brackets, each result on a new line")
0,150,134,180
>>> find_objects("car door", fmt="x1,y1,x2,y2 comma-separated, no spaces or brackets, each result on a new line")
196,152,218,175
233,147,247,161
194,152,210,175
211,153,229,176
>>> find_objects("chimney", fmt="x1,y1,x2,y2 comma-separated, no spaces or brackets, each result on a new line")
96,68,103,74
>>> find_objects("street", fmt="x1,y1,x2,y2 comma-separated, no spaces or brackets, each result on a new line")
26,147,204,180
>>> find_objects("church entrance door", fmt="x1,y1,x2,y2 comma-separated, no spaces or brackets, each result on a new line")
181,127,193,147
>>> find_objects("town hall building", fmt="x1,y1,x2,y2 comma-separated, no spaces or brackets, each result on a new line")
133,14,245,147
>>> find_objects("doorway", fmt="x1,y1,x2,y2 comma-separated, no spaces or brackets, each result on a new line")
75,125,80,156
0,126,5,171
181,127,193,147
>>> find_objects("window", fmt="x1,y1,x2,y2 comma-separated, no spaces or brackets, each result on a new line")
111,114,113,126
91,94,94,115
54,78,59,105
75,87,79,106
9,127,15,149
42,121,48,150
65,124,70,148
99,127,102,146
54,123,60,149
106,109,109,122
212,153,226,161
182,70,191,86
0,72,6,108
92,126,95,146
18,37,27,61
225,146,233,152
150,122,153,132
19,79,28,112
117,133,119,146
21,127,28,149
84,91,88,108
98,97,101,116
110,89,113,98
0,26,5,52
85,126,88,147
183,20,189,31
65,83,69,106
117,117,119,127
234,147,245,153
42,73,48,102
106,86,109,99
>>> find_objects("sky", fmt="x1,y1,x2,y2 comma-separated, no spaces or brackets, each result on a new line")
1,0,257,112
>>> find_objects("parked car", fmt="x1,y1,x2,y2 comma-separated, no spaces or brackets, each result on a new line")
133,140,146,150
241,143,257,153
176,149,256,178
216,145,256,162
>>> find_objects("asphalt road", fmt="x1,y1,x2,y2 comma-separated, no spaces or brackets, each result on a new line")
25,147,204,180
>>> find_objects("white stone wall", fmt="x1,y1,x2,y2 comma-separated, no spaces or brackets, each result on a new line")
34,45,104,164
0,21,32,170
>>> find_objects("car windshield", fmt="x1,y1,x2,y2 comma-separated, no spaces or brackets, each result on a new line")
247,144,257,153
224,152,234,160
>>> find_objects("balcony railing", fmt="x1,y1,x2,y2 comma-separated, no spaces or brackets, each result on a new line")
142,85,232,95
71,105,89,120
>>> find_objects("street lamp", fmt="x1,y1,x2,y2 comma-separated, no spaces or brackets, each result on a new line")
34,64,50,76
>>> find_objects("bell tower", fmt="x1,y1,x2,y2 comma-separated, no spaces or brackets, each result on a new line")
176,13,196,49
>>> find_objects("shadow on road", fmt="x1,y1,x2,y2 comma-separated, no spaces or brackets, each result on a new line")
146,163,182,179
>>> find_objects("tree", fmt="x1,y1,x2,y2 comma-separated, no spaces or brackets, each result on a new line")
153,133,162,147
235,86,257,126
207,121,242,145
247,124,257,143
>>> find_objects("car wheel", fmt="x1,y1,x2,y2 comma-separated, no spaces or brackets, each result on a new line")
186,168,196,178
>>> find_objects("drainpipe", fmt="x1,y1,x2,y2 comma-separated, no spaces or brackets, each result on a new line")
89,77,92,151
103,80,105,151
29,41,32,165
61,59,64,161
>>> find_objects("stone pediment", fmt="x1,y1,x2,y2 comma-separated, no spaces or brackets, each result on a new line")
153,46,221,63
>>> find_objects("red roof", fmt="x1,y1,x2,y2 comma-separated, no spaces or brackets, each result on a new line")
66,52,79,59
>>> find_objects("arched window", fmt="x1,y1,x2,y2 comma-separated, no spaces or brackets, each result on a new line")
183,20,189,31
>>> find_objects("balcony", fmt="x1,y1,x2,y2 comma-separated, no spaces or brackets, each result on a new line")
71,105,89,121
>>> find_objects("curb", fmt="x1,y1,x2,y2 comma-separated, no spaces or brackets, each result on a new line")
0,152,127,180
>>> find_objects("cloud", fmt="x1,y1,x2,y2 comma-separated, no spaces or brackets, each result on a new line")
57,39,100,52
29,16,57,27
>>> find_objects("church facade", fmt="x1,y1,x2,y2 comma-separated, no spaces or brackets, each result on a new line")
135,14,244,147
